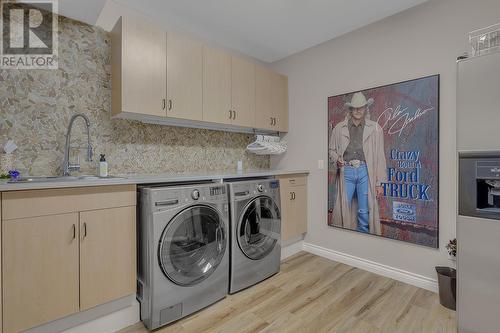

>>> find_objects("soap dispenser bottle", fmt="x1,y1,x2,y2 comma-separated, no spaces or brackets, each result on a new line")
98,154,108,177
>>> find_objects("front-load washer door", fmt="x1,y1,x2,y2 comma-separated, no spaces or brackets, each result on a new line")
238,196,281,260
158,205,227,286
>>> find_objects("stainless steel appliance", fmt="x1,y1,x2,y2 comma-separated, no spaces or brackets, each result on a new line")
457,50,500,333
226,178,281,294
458,154,500,333
457,52,500,152
137,183,229,330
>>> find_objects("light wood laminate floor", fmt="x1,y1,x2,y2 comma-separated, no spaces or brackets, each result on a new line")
120,252,456,333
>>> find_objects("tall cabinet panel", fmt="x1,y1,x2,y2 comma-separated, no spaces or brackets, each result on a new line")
203,46,232,124
2,214,80,333
79,206,136,311
167,32,203,121
111,16,167,118
231,57,255,128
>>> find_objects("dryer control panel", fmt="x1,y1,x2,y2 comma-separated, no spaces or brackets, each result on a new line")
230,179,280,200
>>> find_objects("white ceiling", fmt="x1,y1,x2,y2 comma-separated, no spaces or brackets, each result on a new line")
114,0,429,63
52,0,429,63
56,0,106,26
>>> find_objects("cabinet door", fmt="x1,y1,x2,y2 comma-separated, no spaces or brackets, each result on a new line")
113,17,167,118
255,65,274,130
167,32,203,121
272,72,289,132
203,46,232,124
291,185,308,236
79,206,136,311
231,57,255,127
3,214,79,333
280,181,296,241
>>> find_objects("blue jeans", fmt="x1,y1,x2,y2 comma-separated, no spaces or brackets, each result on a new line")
344,165,370,233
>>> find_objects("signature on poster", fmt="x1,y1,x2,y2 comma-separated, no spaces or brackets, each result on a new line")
377,104,434,136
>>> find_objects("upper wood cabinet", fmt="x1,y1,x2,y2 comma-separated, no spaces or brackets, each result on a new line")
231,57,256,128
255,65,289,132
255,65,274,130
202,48,256,128
272,72,289,132
112,15,288,133
3,213,80,333
167,32,203,121
111,16,167,118
203,46,232,124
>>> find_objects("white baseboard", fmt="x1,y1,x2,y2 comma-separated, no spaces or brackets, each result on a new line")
281,240,304,260
303,242,438,292
61,301,140,333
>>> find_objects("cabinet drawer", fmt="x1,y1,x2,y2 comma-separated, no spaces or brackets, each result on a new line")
279,175,307,187
2,185,136,220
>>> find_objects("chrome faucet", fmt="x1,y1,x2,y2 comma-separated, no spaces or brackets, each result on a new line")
63,113,93,176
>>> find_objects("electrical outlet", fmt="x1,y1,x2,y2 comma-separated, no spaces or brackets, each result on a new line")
318,159,325,170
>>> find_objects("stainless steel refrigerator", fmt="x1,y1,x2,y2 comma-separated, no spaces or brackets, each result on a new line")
457,51,500,333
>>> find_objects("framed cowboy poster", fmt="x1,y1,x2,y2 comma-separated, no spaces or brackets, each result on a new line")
327,75,439,248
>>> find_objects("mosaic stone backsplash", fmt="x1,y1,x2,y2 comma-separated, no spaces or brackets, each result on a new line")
0,15,269,176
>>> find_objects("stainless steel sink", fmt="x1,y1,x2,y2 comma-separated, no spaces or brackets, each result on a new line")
8,175,125,183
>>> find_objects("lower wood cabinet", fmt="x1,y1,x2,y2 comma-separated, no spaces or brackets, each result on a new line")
3,213,80,333
1,185,136,333
278,174,308,241
80,206,136,310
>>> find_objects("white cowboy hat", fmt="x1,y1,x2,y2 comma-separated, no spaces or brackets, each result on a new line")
345,92,374,108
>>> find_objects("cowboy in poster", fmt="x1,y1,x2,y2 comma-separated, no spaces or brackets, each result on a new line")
329,92,387,235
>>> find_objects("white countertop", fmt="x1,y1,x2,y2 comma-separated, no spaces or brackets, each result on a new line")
0,169,309,192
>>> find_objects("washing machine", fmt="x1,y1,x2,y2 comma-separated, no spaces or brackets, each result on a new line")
227,178,282,294
137,182,229,330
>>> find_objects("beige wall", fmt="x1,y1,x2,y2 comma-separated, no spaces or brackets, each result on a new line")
271,0,500,280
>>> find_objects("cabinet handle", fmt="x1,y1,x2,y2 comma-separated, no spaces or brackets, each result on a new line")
292,192,296,200
233,110,236,120
72,224,76,240
168,99,172,111
229,110,232,119
82,222,87,239
270,117,273,125
290,192,294,200
162,98,166,110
